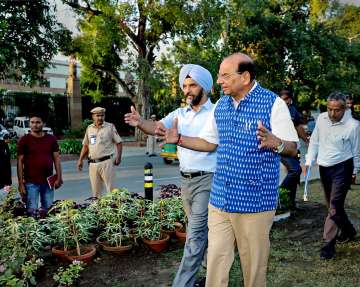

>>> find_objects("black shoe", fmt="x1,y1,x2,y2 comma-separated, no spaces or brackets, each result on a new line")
148,154,157,157
337,228,357,243
194,277,206,287
320,243,335,260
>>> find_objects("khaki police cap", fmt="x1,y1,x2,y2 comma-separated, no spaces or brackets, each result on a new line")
90,107,106,114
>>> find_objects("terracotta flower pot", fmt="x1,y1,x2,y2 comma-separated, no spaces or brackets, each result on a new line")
175,223,187,245
142,234,170,253
161,228,176,239
96,237,133,255
64,245,96,263
51,246,76,261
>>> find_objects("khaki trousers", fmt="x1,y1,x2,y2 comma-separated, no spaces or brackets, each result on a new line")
206,205,275,287
88,158,115,198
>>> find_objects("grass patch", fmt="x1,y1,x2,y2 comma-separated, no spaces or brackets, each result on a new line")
227,179,360,287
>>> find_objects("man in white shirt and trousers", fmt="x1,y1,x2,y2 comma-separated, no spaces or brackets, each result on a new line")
306,92,360,260
125,64,216,287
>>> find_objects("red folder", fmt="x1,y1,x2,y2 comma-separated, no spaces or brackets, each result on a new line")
47,174,58,190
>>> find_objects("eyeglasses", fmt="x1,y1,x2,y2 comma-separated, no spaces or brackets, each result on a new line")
217,71,244,81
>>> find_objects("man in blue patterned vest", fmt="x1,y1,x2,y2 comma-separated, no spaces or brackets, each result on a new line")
164,53,298,287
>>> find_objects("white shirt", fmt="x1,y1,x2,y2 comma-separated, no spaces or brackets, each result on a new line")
199,82,299,144
305,111,360,173
161,99,217,172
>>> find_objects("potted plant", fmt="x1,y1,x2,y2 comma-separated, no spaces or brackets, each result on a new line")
95,189,134,254
159,198,179,238
47,200,76,259
5,216,49,256
129,197,148,240
169,197,187,244
135,201,170,253
47,200,97,262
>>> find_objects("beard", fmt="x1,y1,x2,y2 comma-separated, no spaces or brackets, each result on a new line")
187,89,203,106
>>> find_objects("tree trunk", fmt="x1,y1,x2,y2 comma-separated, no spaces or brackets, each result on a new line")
135,78,150,142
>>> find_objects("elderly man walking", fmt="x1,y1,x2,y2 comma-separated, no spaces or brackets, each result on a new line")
77,107,123,198
306,92,360,260
163,53,298,287
125,64,216,287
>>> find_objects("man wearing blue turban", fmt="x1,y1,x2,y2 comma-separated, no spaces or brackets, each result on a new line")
125,64,216,287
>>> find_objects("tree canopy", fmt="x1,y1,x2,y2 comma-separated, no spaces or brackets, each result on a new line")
62,0,222,118
167,0,360,110
0,0,71,85
64,0,360,118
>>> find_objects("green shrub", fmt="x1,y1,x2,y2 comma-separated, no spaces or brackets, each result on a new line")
8,141,17,160
9,138,83,158
53,261,84,287
59,140,82,155
62,119,93,139
277,187,291,212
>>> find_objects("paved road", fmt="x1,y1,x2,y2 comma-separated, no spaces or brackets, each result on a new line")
11,144,319,203
11,146,182,202
56,152,181,202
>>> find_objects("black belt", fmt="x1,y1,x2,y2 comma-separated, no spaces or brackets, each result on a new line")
88,155,111,163
180,171,211,179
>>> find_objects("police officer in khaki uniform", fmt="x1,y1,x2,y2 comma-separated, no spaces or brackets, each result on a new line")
77,107,122,198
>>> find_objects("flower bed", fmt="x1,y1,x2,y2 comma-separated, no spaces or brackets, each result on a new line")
0,187,187,286
0,184,290,285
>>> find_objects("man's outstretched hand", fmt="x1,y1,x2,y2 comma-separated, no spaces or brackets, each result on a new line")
124,106,142,127
154,121,166,136
164,118,180,144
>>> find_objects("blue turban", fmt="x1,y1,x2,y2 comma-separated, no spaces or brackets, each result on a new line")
179,64,213,93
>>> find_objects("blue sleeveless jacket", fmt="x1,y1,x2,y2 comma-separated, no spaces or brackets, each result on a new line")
210,84,280,213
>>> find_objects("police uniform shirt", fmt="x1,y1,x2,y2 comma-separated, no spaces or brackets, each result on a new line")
83,122,122,160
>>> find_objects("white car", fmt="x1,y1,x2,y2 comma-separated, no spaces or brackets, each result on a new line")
13,117,53,137
0,124,10,139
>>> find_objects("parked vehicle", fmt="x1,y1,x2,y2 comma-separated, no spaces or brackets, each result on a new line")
0,124,10,139
6,127,17,138
13,117,53,137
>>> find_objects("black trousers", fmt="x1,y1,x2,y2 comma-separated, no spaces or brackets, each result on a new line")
319,158,355,243
280,152,302,209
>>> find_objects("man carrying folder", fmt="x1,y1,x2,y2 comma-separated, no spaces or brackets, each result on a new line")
17,113,63,216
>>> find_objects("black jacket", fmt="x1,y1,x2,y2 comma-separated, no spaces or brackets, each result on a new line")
0,140,12,189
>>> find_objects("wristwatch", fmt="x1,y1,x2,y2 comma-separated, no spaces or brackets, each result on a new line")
275,141,285,154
